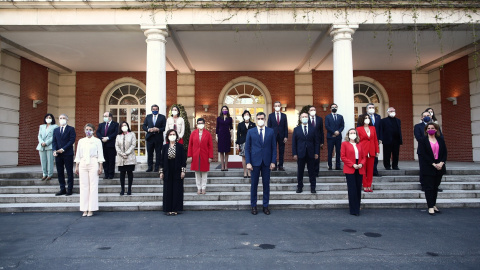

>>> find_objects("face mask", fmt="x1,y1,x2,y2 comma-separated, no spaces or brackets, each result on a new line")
364,119,370,125
257,120,265,127
274,107,281,112
104,117,109,122
244,116,250,121
45,118,52,124
389,112,396,117
168,135,176,142
172,111,178,116
429,111,434,117
423,116,431,123
121,126,128,132
59,119,67,126
152,111,158,115
85,130,93,137
332,108,337,113
301,118,308,124
368,108,375,114
349,134,357,140
197,124,204,130
222,110,228,115
309,111,316,116
427,129,436,136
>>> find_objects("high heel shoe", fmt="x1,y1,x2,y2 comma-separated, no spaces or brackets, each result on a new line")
433,206,441,213
82,211,88,217
428,208,436,216
87,211,93,217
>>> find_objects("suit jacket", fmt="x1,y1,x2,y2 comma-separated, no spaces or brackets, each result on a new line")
292,124,319,159
308,115,324,145
142,113,166,143
245,126,277,167
340,141,367,175
52,125,76,156
37,124,58,151
159,143,186,181
267,112,288,139
380,117,403,145
96,121,119,148
356,126,379,158
115,132,137,166
418,136,447,176
236,121,256,145
357,113,382,141
325,113,345,139
414,122,427,143
187,129,214,172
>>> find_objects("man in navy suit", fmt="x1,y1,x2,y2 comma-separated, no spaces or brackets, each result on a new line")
324,103,344,170
380,107,403,170
52,114,76,196
293,112,320,193
357,103,382,176
308,106,324,177
97,112,119,179
245,112,277,215
267,101,288,171
142,104,166,172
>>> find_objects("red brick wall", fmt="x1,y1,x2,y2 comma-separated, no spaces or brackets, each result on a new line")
195,71,295,162
18,58,48,165
440,56,472,161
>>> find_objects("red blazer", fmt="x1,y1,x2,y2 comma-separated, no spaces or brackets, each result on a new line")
340,141,367,175
356,126,379,158
188,129,214,172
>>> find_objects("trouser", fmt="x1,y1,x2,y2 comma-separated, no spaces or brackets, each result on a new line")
146,140,162,169
250,162,271,207
195,171,208,190
363,156,375,188
102,146,117,178
275,134,285,167
383,143,400,169
373,156,379,175
120,171,133,191
79,158,99,212
424,174,442,208
297,155,316,190
314,150,320,175
346,170,363,215
327,137,342,168
39,150,54,177
55,154,74,192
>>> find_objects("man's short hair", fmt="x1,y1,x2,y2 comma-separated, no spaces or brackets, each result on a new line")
151,104,159,110
256,112,266,118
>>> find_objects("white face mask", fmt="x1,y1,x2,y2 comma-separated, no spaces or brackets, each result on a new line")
172,111,178,116
349,134,357,140
364,119,370,125
45,118,52,124
301,118,308,124
257,120,265,127
389,112,396,117
197,124,204,130
121,126,128,132
244,115,250,121
429,111,433,116
368,108,375,114
168,135,177,142
104,117,109,122
274,106,281,112
309,111,316,116
59,119,67,126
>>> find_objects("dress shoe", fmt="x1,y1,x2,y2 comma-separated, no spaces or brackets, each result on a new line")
46,177,52,181
393,167,400,170
120,189,125,196
428,208,436,216
271,167,277,171
251,206,258,215
373,172,379,176
278,167,285,171
433,206,441,213
127,189,132,195
438,188,443,192
55,190,66,196
385,167,392,170
335,167,341,170
153,169,159,173
87,211,93,217
82,211,88,217
66,191,73,196
311,189,316,194
263,207,271,215
328,167,332,171
146,168,153,172
41,176,47,181
296,187,303,193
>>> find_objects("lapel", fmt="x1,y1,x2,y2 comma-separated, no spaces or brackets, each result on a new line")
424,137,435,158
60,125,67,139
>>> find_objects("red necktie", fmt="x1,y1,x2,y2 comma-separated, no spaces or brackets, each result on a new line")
312,117,315,127
105,122,109,136
276,113,280,125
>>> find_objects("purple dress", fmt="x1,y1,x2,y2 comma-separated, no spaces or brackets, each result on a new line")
216,116,233,153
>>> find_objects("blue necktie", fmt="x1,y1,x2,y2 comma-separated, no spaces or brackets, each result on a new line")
371,115,375,125
260,128,264,145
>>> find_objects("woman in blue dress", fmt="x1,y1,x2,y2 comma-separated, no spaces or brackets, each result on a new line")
216,105,233,171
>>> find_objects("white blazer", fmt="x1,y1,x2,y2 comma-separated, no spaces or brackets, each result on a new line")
166,116,185,138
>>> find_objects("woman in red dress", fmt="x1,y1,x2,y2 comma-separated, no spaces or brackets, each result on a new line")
356,114,379,192
188,118,214,194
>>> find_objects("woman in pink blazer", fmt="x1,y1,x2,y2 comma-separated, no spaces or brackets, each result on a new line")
188,118,214,194
356,115,379,192
341,128,367,216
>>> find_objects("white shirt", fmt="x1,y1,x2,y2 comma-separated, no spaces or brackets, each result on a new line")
74,137,105,164
351,142,359,159
257,126,265,141
302,124,309,135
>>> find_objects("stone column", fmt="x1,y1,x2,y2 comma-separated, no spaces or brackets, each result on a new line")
142,25,168,115
329,24,358,137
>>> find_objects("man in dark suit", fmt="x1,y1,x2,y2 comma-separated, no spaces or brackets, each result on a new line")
97,112,119,179
245,112,277,215
380,107,403,170
293,112,320,193
267,101,288,171
357,103,382,176
142,104,166,172
324,103,344,170
308,106,324,177
52,114,76,196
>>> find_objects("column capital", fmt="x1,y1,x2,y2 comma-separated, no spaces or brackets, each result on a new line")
329,24,359,42
141,25,168,42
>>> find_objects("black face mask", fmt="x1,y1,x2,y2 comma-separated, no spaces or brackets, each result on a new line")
332,108,337,113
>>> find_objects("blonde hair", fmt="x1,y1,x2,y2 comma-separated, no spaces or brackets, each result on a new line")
344,128,359,143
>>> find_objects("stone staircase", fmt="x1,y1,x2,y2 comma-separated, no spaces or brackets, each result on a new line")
1,167,480,212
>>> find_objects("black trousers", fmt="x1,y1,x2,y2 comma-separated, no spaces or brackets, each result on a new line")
424,174,443,208
146,139,162,169
327,137,341,168
297,155,316,190
383,143,400,169
55,154,74,192
120,171,133,190
275,134,286,168
346,169,362,215
314,149,320,175
103,146,117,178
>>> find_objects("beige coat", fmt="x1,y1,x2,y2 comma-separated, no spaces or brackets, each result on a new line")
115,132,137,166
166,116,185,138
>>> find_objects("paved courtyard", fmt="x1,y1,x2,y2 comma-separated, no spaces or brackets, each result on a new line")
1,208,479,269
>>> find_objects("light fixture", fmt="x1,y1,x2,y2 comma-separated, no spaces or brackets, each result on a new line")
322,104,329,111
203,105,209,112
446,97,457,105
281,104,287,112
33,99,43,108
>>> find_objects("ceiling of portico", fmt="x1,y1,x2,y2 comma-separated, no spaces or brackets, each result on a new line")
0,24,478,74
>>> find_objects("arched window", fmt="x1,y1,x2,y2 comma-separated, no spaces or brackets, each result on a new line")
106,84,146,156
353,82,383,124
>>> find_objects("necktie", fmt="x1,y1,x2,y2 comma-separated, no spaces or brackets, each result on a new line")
105,122,109,136
153,116,157,125
61,127,64,134
371,115,375,125
260,128,264,145
333,114,337,122
312,117,315,127
276,113,280,125
304,125,307,136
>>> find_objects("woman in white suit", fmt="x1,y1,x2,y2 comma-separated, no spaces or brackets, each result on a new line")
166,105,185,144
36,114,58,180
